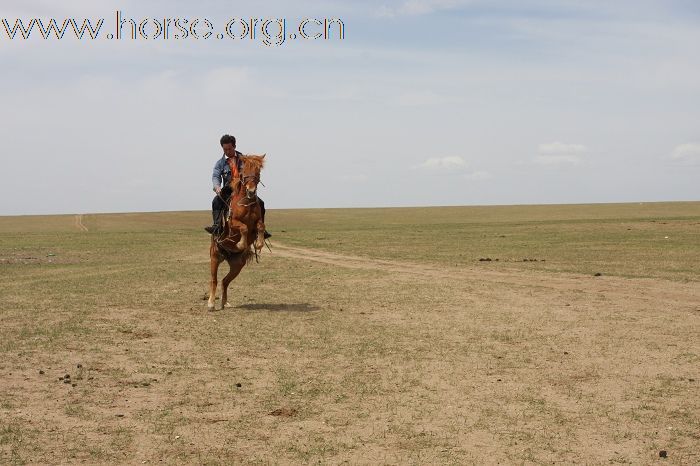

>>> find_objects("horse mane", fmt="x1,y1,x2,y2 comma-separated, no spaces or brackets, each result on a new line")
241,154,266,171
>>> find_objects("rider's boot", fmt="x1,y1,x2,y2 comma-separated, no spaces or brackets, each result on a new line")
205,210,224,235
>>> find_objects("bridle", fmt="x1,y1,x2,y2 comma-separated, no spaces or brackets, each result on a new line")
234,171,261,206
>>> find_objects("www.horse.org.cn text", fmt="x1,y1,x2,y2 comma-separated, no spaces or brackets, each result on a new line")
0,11,345,47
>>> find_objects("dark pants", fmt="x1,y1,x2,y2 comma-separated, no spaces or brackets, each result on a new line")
212,186,266,221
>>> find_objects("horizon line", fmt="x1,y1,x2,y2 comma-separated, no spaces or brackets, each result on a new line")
2,199,699,218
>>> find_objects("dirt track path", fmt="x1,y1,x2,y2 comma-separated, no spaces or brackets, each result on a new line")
272,243,699,308
74,214,88,232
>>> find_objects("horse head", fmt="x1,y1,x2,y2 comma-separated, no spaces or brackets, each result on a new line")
238,154,266,200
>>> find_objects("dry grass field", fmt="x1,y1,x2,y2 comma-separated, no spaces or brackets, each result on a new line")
1,202,699,464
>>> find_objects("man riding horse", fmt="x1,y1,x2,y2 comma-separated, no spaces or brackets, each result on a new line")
205,134,271,238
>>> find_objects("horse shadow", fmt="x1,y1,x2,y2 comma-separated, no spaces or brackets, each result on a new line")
235,303,321,313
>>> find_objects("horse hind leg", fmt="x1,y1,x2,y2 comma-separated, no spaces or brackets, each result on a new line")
220,257,246,310
208,240,221,311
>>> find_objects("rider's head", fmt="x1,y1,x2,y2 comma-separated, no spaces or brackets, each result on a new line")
220,134,237,158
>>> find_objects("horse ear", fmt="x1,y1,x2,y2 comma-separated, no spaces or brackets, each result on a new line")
261,153,266,159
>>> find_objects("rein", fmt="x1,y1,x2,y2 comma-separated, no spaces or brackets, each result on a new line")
236,197,259,207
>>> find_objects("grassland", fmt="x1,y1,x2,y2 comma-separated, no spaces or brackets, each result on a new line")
0,202,698,464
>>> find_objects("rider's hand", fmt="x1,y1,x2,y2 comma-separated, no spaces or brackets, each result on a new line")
214,187,222,195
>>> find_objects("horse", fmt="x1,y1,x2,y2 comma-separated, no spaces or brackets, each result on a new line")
207,154,266,311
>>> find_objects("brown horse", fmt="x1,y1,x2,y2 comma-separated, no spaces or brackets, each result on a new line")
207,154,266,311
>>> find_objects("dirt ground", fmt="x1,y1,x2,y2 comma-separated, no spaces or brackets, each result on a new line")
0,208,698,464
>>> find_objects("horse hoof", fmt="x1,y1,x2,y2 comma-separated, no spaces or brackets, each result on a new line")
207,303,215,311
223,302,231,308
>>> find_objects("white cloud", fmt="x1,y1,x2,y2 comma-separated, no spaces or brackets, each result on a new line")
376,0,467,17
669,143,700,166
414,156,467,170
534,142,587,165
534,155,582,165
464,170,492,180
538,142,586,155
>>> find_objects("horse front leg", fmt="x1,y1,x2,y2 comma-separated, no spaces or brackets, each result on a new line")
229,219,249,251
254,219,265,251
220,257,246,310
208,239,221,311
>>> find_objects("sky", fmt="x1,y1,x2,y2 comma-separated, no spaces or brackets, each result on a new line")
1,0,698,215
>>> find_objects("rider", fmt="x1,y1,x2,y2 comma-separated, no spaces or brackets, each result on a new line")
205,134,271,238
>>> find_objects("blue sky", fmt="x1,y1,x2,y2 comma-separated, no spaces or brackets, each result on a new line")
1,0,698,215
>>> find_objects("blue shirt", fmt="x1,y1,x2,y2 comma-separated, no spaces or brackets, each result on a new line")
212,152,243,190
